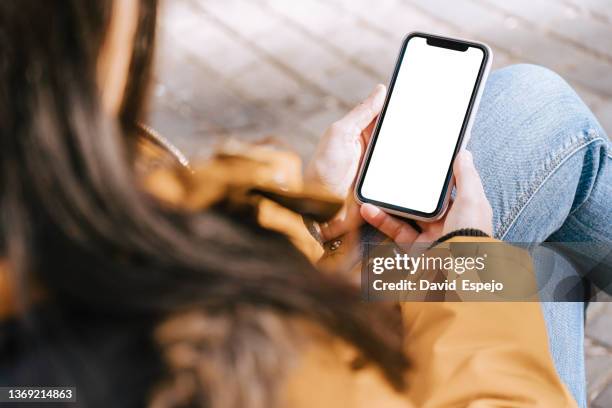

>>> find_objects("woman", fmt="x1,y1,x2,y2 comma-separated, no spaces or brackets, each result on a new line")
0,0,609,407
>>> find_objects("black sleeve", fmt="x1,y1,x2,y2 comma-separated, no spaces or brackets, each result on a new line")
433,228,490,246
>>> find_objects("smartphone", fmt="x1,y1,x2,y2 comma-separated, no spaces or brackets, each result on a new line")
355,32,491,221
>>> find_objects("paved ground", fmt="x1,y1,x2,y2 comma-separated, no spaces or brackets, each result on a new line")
150,0,612,405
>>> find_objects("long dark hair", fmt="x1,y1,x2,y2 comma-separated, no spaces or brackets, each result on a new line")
0,1,407,406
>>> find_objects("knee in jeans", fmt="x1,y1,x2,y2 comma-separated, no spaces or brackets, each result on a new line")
484,64,603,141
489,64,575,105
497,64,566,87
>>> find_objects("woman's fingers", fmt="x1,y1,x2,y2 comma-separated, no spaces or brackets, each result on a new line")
305,84,386,198
336,84,386,134
361,119,377,146
319,198,362,242
442,149,493,235
453,150,486,201
303,84,387,242
360,204,418,244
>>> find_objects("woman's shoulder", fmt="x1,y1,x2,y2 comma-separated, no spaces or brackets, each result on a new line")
281,319,410,408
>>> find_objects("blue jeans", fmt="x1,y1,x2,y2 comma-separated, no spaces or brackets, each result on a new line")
468,64,612,408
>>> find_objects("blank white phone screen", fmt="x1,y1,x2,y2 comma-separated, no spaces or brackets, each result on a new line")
360,36,484,214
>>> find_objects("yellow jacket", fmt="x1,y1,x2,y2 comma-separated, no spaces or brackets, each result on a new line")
0,135,578,407
139,137,578,407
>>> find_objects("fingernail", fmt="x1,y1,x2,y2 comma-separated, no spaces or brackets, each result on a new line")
362,203,381,218
457,150,472,166
367,87,377,98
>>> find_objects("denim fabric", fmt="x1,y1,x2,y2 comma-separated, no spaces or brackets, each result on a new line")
469,64,612,408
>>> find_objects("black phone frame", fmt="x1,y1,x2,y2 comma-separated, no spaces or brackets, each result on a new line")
355,32,490,220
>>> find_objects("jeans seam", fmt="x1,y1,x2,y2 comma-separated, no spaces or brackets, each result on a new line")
499,129,606,240
568,139,611,218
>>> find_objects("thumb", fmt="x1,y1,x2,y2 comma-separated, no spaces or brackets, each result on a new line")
336,84,386,133
445,149,493,236
453,150,485,200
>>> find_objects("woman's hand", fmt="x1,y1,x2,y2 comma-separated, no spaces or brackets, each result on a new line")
305,85,386,241
360,150,493,244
